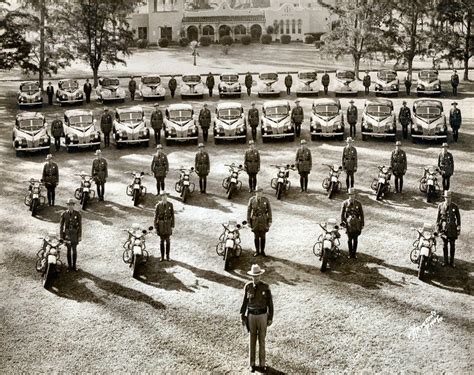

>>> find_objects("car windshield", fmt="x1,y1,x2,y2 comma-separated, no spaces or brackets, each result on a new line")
18,118,44,131
299,72,317,80
119,111,143,122
218,108,241,119
142,76,161,84
20,83,39,93
315,104,339,116
169,110,192,121
419,71,438,82
416,106,441,118
336,71,355,80
378,71,397,81
101,78,120,86
221,75,239,83
366,105,392,117
183,75,201,83
68,115,93,127
60,80,78,90
260,73,278,81
266,106,288,116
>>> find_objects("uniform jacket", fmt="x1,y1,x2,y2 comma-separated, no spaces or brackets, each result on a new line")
240,281,274,321
206,74,215,89
291,106,304,124
83,82,92,95
46,85,54,97
449,108,462,129
296,146,312,173
168,78,177,91
363,74,371,87
92,158,108,183
404,75,412,87
248,108,259,127
245,74,253,89
346,105,358,125
451,74,459,87
128,79,137,92
154,201,175,237
195,150,210,176
151,110,164,130
51,119,64,138
284,74,293,88
342,145,358,172
199,108,211,128
42,162,59,186
390,149,407,176
151,152,169,178
100,113,113,134
438,151,454,177
247,196,272,233
437,201,461,239
244,149,260,174
341,199,364,236
399,106,412,126
60,209,82,244
321,73,330,87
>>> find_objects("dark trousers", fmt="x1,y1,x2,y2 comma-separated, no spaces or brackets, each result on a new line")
286,87,291,95
364,87,369,94
104,132,111,147
346,171,354,190
170,90,175,99
155,177,165,194
254,231,266,255
452,85,457,96
248,173,257,191
347,236,359,257
208,88,213,97
85,93,91,103
46,184,56,205
294,122,302,137
48,94,53,105
299,172,309,191
442,237,456,265
54,136,61,151
199,176,207,193
66,243,78,268
452,128,459,142
96,182,105,200
394,176,404,193
160,236,171,260
251,127,257,141
247,88,251,96
405,86,411,95
402,124,409,139
154,129,161,144
202,128,209,142
130,91,135,100
442,176,450,191
349,122,356,137
323,86,328,95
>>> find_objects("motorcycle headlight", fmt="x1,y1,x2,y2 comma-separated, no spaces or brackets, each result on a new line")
49,248,57,255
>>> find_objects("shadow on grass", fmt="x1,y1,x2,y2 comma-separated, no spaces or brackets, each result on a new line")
256,365,286,374
424,257,473,296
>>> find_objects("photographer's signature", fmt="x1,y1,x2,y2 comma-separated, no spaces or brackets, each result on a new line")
406,311,443,339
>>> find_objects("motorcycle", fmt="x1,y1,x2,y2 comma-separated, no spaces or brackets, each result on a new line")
270,164,296,200
312,220,342,272
215,220,247,271
122,224,155,278
126,171,148,207
222,163,244,199
35,234,67,289
371,165,392,201
409,225,438,280
419,166,440,203
175,167,195,203
74,173,95,210
322,164,343,199
24,178,46,217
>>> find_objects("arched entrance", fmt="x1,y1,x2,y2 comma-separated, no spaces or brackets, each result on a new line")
250,24,262,40
202,25,215,37
187,26,199,41
218,25,231,38
234,24,246,40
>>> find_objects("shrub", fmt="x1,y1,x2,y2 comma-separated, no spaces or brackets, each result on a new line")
158,38,169,48
241,35,252,45
261,34,272,44
179,37,190,47
266,25,274,34
281,35,291,44
220,35,233,46
136,39,149,49
304,35,315,44
199,36,211,46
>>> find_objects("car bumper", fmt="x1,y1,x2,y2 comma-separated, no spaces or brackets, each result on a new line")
215,134,246,140
18,101,43,106
361,131,396,137
219,91,241,96
311,130,344,137
411,134,447,139
101,97,125,101
58,98,84,103
116,139,148,144
375,88,399,95
261,132,294,138
417,89,441,95
67,141,101,148
15,145,50,152
166,136,198,141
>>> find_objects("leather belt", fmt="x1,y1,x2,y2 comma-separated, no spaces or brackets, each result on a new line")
248,308,267,315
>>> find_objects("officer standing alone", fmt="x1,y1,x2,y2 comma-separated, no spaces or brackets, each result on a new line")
449,102,462,142
438,143,454,191
295,139,312,192
291,99,304,137
50,114,64,151
341,188,364,259
100,108,113,147
83,78,92,103
404,70,412,95
128,76,137,101
284,72,293,95
342,137,357,190
346,100,358,138
398,101,412,140
244,140,260,192
60,199,82,271
154,191,175,262
151,144,169,195
42,154,59,206
91,149,108,201
195,143,210,194
46,82,54,105
436,190,461,267
450,69,459,96
206,72,215,97
168,76,177,99
363,71,371,95
245,72,253,96
390,141,407,194
248,102,259,141
247,186,272,257
151,104,164,145
321,70,330,95
199,103,211,143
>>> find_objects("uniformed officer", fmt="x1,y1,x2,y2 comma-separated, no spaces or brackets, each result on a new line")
247,186,272,257
91,149,108,201
154,191,175,262
390,141,407,193
151,144,169,195
245,72,253,96
240,264,274,373
342,137,357,190
295,139,312,192
195,143,210,193
449,102,462,142
168,76,177,98
363,71,371,95
346,100,358,138
248,102,259,141
244,140,260,192
50,114,64,151
83,78,92,103
438,143,454,191
398,101,412,139
284,72,293,95
46,82,54,105
151,104,164,145
206,72,215,97
341,188,364,258
199,103,211,142
291,99,304,137
60,198,82,271
128,76,137,101
450,69,459,96
436,190,461,267
404,70,412,95
100,108,113,147
42,154,59,206
321,70,330,95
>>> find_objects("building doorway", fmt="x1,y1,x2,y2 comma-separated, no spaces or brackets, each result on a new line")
187,26,199,41
250,24,262,40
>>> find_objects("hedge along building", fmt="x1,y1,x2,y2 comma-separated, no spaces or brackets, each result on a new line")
130,0,333,44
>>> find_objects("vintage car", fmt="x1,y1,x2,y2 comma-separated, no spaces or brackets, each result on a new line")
295,70,319,97
164,103,199,145
411,99,447,142
180,74,204,99
310,98,344,140
416,70,442,96
334,70,358,96
96,77,126,102
13,112,50,155
63,109,101,151
361,99,397,140
139,75,166,100
257,72,280,97
56,79,84,105
17,81,43,107
374,70,399,96
113,106,150,148
213,102,246,143
261,100,294,142
218,72,242,98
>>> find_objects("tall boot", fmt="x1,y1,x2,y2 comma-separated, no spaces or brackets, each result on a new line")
449,241,455,267
304,176,309,192
166,239,170,261
199,178,203,193
399,177,403,193
254,236,260,256
347,239,353,257
443,242,449,266
160,241,165,261
300,177,304,192
260,237,266,256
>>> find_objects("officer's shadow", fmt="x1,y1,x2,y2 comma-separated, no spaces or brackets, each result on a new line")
34,204,67,223
424,257,473,295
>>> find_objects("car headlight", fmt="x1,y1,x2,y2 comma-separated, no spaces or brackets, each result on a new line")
376,84,382,89
418,84,425,90
434,84,440,90
334,121,342,129
62,94,68,99
392,84,398,90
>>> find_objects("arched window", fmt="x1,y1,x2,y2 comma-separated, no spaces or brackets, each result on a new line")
286,19,290,34
234,24,246,36
202,25,214,36
250,24,262,40
279,20,284,34
298,19,302,34
292,19,296,34
187,26,199,41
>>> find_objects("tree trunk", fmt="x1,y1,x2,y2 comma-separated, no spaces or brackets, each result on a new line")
463,10,471,81
93,67,99,87
39,0,45,91
354,55,361,79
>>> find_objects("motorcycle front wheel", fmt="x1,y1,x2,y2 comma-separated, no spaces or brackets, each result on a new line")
82,192,89,210
376,184,383,200
418,255,427,281
31,198,39,217
224,247,231,271
182,186,189,203
328,182,334,199
276,182,283,200
133,189,140,206
320,248,330,272
43,261,55,289
227,182,235,200
131,254,140,278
